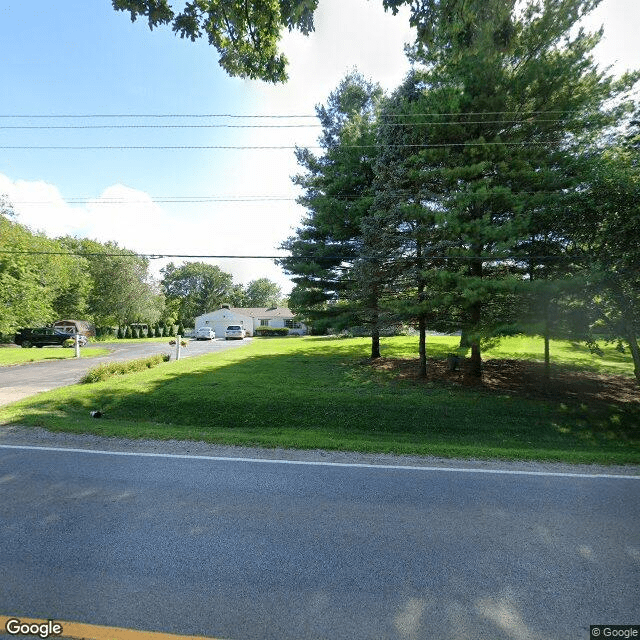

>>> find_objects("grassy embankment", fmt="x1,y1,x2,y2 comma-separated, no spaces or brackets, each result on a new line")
0,335,638,464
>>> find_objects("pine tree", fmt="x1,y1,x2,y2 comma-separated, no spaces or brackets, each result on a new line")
376,0,637,378
278,72,384,356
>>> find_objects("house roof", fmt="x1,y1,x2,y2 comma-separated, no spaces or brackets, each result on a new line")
224,307,295,318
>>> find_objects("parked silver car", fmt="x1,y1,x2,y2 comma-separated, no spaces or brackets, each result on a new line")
195,327,216,340
225,325,246,340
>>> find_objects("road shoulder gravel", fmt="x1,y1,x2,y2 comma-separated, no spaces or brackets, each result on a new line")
1,424,638,477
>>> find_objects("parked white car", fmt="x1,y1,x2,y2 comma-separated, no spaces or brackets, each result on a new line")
195,327,216,340
225,325,246,340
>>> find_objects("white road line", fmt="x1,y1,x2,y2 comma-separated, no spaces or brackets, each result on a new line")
0,443,638,479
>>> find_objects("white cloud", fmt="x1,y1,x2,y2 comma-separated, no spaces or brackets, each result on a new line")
0,173,82,238
1,173,296,292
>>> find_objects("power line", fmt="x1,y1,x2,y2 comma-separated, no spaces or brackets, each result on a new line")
0,249,613,262
0,119,571,130
0,140,565,150
0,124,321,130
0,113,318,119
10,197,296,205
7,188,581,206
0,110,585,118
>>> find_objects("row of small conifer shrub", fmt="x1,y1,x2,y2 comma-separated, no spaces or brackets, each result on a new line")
95,324,186,339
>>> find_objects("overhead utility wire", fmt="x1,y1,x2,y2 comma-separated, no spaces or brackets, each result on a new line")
0,110,584,118
0,140,565,150
0,119,569,130
0,249,612,262
10,188,582,205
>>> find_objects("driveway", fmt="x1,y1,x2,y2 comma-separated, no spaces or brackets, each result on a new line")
0,338,251,407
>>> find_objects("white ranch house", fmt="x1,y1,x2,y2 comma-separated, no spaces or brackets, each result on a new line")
195,305,306,337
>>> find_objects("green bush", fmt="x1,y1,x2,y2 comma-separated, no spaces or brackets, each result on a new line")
125,326,132,339
80,354,171,384
177,323,185,337
155,324,162,337
98,327,116,339
254,326,289,337
169,324,176,337
117,327,125,339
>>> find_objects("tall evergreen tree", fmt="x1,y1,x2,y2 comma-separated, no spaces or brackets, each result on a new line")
278,72,384,353
376,0,637,378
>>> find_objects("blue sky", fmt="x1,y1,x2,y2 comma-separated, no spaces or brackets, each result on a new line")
1,0,638,294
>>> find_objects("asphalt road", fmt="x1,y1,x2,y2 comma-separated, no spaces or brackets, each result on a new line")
0,338,251,406
1,444,638,640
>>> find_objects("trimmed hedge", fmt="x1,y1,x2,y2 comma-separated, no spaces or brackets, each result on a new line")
254,326,289,337
80,354,170,384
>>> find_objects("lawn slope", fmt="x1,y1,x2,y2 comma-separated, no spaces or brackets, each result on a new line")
0,336,637,464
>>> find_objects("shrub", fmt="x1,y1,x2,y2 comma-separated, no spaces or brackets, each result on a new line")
169,324,176,337
254,326,289,337
117,327,125,339
80,354,171,384
177,323,185,337
132,327,140,339
125,326,132,339
155,324,162,337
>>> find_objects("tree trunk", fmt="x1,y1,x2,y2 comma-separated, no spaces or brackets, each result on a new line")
467,252,483,379
368,281,381,359
418,315,427,377
543,300,550,384
611,281,639,385
627,334,640,385
544,332,550,383
469,339,482,378
371,325,381,359
416,239,427,377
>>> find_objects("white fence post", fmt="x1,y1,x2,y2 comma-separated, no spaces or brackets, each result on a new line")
74,332,80,358
176,334,182,360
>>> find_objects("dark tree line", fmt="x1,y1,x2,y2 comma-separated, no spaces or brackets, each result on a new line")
0,207,283,335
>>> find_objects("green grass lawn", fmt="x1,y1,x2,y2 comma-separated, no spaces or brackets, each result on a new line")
0,345,110,366
382,334,635,376
1,335,637,465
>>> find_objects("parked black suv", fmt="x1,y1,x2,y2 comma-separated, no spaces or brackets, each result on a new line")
14,327,72,348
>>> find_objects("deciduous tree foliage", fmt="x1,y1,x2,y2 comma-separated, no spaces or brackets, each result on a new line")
570,133,640,383
112,0,318,82
244,278,282,307
161,261,244,324
60,237,163,327
0,205,92,335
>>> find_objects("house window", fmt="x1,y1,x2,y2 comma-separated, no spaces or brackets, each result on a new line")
284,319,301,329
260,319,269,326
